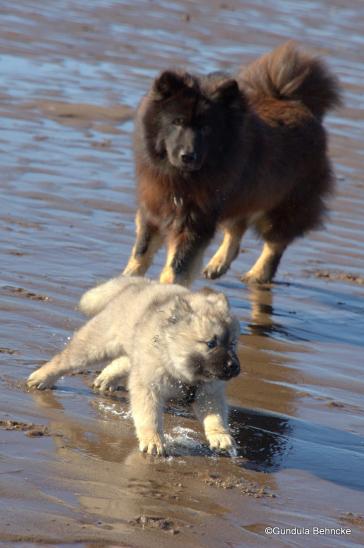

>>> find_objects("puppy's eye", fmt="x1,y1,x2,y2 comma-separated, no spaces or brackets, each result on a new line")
173,117,185,126
206,338,217,349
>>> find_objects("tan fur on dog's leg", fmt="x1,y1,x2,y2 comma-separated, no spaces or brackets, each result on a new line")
160,236,206,287
128,369,165,455
242,240,287,284
204,220,246,280
124,210,163,276
160,236,178,284
193,382,234,451
123,235,161,275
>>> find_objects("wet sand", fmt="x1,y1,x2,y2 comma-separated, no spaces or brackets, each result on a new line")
1,1,364,546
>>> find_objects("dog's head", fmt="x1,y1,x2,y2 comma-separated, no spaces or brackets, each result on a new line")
164,288,241,383
143,70,245,173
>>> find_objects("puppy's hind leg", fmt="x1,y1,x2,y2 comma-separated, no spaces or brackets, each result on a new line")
93,356,131,393
204,220,246,280
193,382,234,451
27,320,122,390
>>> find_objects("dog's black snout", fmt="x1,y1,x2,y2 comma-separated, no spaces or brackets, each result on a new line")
180,151,197,164
225,353,240,378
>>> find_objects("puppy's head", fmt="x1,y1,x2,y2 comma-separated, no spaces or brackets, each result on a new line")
165,289,241,384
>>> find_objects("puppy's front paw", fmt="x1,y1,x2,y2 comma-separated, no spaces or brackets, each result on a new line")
207,431,234,451
138,432,165,456
27,369,56,390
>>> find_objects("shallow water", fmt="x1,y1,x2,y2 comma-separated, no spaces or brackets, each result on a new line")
1,0,364,546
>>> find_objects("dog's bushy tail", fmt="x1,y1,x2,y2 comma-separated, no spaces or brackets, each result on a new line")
240,41,342,118
79,277,126,317
79,276,133,317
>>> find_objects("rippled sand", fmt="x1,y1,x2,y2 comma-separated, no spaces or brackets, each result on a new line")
1,1,364,546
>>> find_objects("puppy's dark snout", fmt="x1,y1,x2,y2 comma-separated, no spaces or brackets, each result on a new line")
226,353,240,378
180,151,197,165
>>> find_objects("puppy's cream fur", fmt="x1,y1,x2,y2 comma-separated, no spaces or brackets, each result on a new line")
27,277,240,455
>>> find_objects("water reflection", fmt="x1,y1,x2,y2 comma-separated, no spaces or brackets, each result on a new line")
225,284,364,490
248,285,276,336
29,374,364,493
231,407,292,472
230,405,364,491
247,284,309,341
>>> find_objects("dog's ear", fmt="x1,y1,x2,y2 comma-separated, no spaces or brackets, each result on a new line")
168,295,193,324
211,79,245,109
153,71,193,100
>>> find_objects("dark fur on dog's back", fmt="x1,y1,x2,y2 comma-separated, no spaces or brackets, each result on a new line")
124,42,342,286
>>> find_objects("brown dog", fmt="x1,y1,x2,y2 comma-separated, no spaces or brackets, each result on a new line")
123,42,341,286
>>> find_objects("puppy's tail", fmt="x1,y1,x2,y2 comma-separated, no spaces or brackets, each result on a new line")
240,41,342,118
79,276,137,317
79,277,127,317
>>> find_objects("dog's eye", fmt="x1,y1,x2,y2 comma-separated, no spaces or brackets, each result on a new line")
173,117,185,126
206,338,217,349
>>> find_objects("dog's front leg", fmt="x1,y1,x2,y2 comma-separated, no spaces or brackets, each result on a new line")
193,381,234,451
204,219,247,279
242,240,287,284
123,209,163,276
160,227,213,287
128,369,165,455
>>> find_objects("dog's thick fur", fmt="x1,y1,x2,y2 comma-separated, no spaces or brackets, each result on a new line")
123,41,341,286
27,277,240,455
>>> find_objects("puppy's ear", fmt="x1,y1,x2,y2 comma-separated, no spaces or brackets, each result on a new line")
198,287,218,297
208,291,230,313
211,79,245,109
199,287,230,312
168,295,193,324
152,71,192,100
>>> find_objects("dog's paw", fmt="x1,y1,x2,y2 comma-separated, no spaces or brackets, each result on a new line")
138,432,165,456
27,369,56,390
159,267,176,285
207,431,234,451
123,261,143,276
93,371,123,393
241,270,272,285
203,260,229,280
